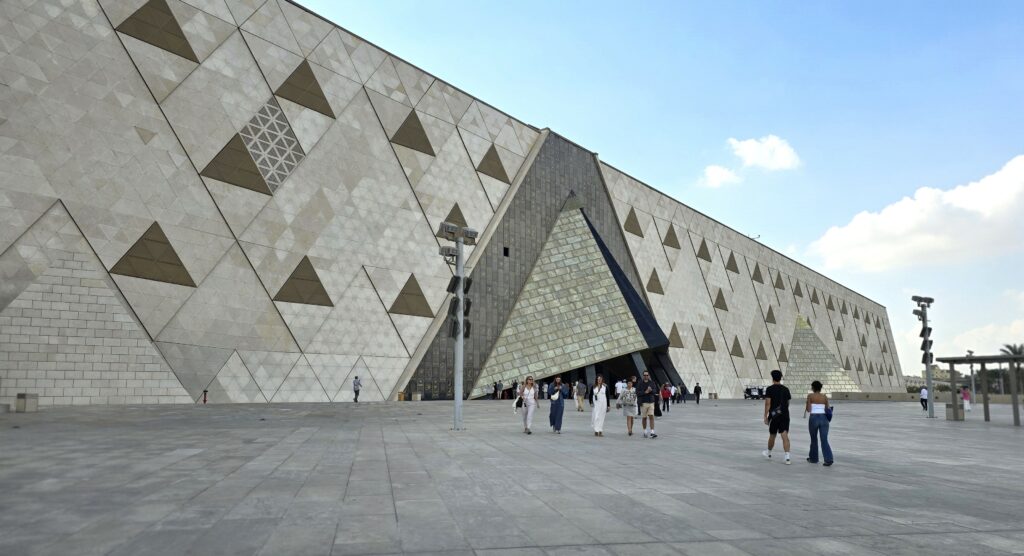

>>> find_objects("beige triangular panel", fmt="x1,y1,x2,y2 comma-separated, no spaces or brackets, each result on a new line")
868,361,875,374
700,329,717,352
752,264,764,284
856,359,864,373
243,30,303,91
279,0,332,56
730,337,744,358
200,134,271,195
238,350,301,400
882,342,889,353
668,324,684,348
841,300,849,315
755,341,768,360
646,269,664,295
827,296,836,311
274,301,332,351
783,320,858,395
765,305,776,324
116,0,200,63
169,1,235,62
479,173,510,210
444,203,469,228
392,143,435,187
390,313,432,355
273,256,333,307
777,344,788,363
366,88,413,138
844,356,852,370
272,356,330,402
875,316,882,329
388,275,434,318
239,0,301,54
157,244,300,352
713,289,728,311
624,207,644,237
305,353,360,400
112,274,195,338
773,272,785,290
203,176,272,237
696,239,712,262
811,289,820,304
110,222,196,287
207,350,267,403
155,341,234,401
305,272,408,357
473,210,649,398
476,143,510,184
663,224,680,249
119,33,197,102
342,357,385,401
725,252,739,273
861,334,868,348
276,60,335,118
390,111,434,156
853,306,860,319
794,281,803,297
835,328,844,342
363,356,407,400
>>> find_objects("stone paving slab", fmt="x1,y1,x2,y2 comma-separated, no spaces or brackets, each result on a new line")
1,400,1023,555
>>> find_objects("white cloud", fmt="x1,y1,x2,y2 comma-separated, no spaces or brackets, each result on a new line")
810,155,1024,272
1005,290,1024,310
950,320,1024,357
701,165,741,188
727,135,801,170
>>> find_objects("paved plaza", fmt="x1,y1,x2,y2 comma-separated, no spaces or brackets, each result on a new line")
2,399,1023,555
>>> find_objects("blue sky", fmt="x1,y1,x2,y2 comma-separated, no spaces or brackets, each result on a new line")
305,0,1024,375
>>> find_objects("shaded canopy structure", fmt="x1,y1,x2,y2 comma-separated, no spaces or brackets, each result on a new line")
936,354,1024,426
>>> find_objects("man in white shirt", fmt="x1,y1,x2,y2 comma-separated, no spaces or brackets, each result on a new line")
919,387,928,411
615,379,625,399
670,384,677,404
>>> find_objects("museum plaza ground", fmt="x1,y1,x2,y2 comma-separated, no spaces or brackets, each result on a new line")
2,399,1023,556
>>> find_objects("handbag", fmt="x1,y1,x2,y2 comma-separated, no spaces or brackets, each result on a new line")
550,389,559,401
515,396,523,408
825,406,833,422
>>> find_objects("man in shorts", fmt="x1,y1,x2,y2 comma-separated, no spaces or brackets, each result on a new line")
762,369,792,464
637,371,658,438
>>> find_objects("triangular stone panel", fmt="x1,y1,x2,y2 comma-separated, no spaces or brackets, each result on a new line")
476,143,510,184
700,329,717,352
624,207,644,237
275,60,335,118
388,275,434,318
272,356,330,402
668,323,685,348
696,239,712,262
783,317,859,395
725,252,739,273
794,281,803,297
713,289,729,311
811,289,820,304
773,272,786,290
765,305,776,324
646,269,664,295
200,134,272,195
752,264,764,284
390,111,434,156
116,0,200,63
755,341,768,360
730,337,744,358
110,222,196,287
662,224,680,248
206,350,267,403
777,344,788,363
273,256,333,307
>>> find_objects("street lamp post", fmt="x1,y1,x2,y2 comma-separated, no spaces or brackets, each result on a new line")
913,296,935,418
967,350,976,403
437,221,477,431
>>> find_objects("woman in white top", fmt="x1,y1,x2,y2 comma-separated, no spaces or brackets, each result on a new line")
519,375,537,434
804,380,833,466
591,375,608,437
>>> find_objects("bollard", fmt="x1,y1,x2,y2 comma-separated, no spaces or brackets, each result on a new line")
202,389,208,404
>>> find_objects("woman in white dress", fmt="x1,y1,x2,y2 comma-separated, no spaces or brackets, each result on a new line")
618,376,639,436
519,376,537,434
591,375,608,436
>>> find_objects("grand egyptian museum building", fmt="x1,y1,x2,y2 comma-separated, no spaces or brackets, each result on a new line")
0,0,904,406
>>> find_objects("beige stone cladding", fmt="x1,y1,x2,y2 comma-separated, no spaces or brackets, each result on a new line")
472,209,649,398
0,204,193,406
600,162,901,398
784,316,859,396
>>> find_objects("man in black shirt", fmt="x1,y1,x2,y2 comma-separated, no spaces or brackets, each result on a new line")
762,369,792,464
693,383,702,404
636,371,658,438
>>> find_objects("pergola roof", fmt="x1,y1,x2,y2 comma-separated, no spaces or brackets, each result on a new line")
936,354,1024,365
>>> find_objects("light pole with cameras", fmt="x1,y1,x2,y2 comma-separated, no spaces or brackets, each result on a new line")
437,220,477,431
913,295,935,418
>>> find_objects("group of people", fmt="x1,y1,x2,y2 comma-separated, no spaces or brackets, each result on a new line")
918,386,972,412
512,369,837,467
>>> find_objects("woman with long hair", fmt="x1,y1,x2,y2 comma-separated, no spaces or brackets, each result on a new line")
591,375,608,436
805,380,833,466
618,376,639,436
519,376,537,434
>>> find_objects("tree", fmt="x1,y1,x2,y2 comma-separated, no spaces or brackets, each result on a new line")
1000,344,1023,392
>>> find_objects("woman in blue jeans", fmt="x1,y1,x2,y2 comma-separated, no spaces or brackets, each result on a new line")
804,381,833,466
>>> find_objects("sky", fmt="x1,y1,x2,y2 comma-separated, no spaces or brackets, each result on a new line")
304,0,1024,377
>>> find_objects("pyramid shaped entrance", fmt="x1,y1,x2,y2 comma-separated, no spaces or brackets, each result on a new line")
471,199,668,397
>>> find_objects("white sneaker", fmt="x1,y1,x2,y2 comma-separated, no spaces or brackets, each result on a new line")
784,456,791,465
762,450,771,459
643,432,649,438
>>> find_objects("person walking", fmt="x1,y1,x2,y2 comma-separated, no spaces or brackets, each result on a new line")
762,370,792,464
497,381,504,400
670,384,677,404
962,387,972,412
548,377,570,433
352,375,362,402
511,380,519,400
575,378,587,412
919,386,928,411
804,380,833,466
693,382,702,405
637,371,658,438
615,378,625,399
661,383,671,413
591,375,609,436
519,376,537,433
680,383,688,404
618,377,639,436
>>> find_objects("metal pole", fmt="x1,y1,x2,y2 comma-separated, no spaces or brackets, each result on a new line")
1010,361,1020,427
922,306,934,418
969,363,976,407
980,363,990,422
453,235,465,431
949,364,959,421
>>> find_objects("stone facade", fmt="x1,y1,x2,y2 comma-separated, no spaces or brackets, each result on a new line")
0,0,902,406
